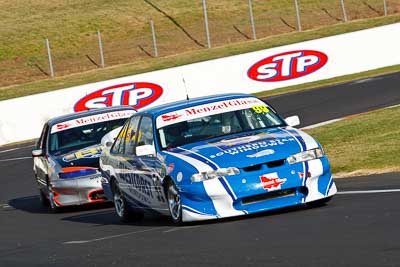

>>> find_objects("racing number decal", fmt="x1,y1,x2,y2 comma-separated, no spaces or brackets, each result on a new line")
252,105,270,114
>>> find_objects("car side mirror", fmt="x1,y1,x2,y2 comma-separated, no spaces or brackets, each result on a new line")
136,144,156,157
32,149,43,157
105,141,113,148
285,116,300,127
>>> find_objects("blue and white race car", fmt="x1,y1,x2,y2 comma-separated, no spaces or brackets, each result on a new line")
100,93,336,224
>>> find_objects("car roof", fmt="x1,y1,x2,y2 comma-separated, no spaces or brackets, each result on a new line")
47,106,135,126
141,93,256,117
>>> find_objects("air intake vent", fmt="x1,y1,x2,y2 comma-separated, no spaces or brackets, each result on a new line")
243,164,263,172
241,159,286,172
266,159,285,168
242,188,297,205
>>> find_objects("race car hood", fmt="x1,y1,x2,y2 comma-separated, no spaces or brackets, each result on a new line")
168,127,317,169
52,144,104,169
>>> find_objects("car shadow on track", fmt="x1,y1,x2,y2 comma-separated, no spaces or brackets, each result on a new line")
8,195,113,214
61,210,175,227
60,201,332,227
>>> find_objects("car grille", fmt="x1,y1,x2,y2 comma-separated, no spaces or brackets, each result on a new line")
242,188,301,205
242,159,286,172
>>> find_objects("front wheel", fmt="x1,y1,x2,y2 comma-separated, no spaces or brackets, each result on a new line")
112,181,143,222
167,182,182,225
48,191,60,213
38,189,49,207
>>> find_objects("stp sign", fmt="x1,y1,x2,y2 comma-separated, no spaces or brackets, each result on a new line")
74,82,163,112
248,50,328,82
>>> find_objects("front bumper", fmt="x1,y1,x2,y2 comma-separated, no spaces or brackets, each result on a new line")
50,174,107,207
180,158,336,222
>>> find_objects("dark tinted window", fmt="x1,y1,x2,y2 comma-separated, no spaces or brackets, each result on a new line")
137,116,154,147
38,124,49,151
158,105,284,149
50,119,126,155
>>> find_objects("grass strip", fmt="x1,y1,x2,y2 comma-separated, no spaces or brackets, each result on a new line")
306,106,400,176
1,15,400,101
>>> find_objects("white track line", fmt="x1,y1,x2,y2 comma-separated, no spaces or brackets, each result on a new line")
338,189,400,195
302,103,400,130
163,225,201,233
0,144,35,154
302,119,343,130
0,157,31,162
63,227,164,244
0,148,20,154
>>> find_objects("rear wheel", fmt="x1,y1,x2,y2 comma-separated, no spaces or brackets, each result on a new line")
112,180,143,222
167,182,182,225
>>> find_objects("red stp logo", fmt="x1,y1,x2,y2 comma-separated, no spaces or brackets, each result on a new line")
74,82,163,112
248,50,328,82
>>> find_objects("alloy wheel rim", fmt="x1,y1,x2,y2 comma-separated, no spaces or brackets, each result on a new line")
114,189,124,217
168,185,181,220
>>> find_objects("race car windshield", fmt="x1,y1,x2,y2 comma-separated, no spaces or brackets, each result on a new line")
158,105,285,149
49,119,126,155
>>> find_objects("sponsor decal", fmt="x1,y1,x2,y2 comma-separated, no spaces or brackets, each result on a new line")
167,163,175,174
209,137,295,159
162,113,182,122
156,97,262,128
51,110,135,133
248,50,328,82
56,123,72,130
259,173,287,191
74,82,163,112
217,135,260,147
63,145,104,162
246,149,275,158
118,165,165,204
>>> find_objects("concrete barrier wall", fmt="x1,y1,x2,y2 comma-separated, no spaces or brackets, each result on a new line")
1,23,399,145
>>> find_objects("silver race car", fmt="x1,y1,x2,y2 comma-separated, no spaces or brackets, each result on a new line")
32,106,135,212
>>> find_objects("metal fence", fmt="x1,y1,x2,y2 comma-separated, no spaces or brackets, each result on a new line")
0,0,397,87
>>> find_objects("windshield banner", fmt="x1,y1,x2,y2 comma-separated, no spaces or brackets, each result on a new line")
51,110,135,133
156,97,266,129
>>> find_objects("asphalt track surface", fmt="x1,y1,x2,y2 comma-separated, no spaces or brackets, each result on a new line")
1,72,400,266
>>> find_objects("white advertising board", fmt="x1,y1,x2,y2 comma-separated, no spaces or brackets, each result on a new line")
1,23,399,145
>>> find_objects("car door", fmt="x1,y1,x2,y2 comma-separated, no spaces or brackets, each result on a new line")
109,120,131,195
130,115,167,211
34,123,50,193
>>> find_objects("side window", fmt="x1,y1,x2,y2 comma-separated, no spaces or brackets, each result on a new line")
137,116,154,147
38,124,49,152
111,122,129,154
124,116,141,155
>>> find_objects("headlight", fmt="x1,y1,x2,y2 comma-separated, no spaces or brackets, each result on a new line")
287,148,324,165
191,167,240,182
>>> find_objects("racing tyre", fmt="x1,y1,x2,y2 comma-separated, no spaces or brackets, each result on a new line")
48,191,60,213
167,182,182,225
38,189,49,207
112,181,143,222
